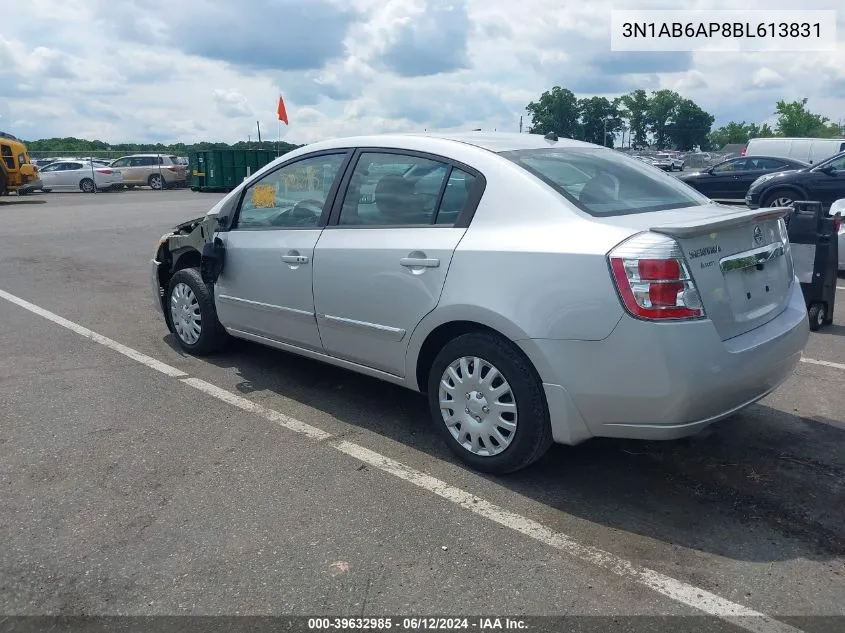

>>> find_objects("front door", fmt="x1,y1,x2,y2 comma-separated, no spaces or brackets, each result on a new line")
214,151,350,351
705,158,747,199
312,149,483,376
810,154,845,207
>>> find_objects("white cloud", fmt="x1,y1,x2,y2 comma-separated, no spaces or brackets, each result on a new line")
213,89,254,118
0,0,842,145
751,67,785,89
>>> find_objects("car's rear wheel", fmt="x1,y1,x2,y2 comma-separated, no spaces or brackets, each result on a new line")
427,332,552,474
762,188,803,208
149,174,164,190
79,178,95,193
166,268,227,355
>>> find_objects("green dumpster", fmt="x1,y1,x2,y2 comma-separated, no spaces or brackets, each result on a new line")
189,150,278,192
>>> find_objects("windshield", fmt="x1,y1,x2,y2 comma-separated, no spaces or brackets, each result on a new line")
501,148,709,216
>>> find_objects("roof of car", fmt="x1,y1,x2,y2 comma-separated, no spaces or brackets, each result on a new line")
303,132,600,154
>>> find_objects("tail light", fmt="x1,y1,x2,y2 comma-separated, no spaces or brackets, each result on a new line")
834,212,842,233
608,232,705,321
166,166,178,172
96,168,113,174
741,147,747,156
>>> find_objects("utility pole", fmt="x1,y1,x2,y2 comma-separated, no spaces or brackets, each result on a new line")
256,121,262,143
603,119,608,147
519,115,523,133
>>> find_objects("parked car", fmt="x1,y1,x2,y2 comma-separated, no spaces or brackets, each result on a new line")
37,160,123,193
150,132,808,474
109,154,187,189
679,156,809,201
651,153,684,171
745,150,845,210
745,137,845,165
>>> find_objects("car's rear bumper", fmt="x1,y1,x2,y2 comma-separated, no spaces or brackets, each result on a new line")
519,279,809,442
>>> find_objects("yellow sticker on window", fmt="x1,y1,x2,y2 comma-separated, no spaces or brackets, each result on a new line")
251,184,277,208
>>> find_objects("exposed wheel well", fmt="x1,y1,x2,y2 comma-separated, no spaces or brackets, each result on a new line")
157,248,201,307
415,320,507,393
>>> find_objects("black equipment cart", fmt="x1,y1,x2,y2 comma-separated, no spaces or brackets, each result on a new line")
785,201,839,331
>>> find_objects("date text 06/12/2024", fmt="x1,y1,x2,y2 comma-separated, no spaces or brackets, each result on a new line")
307,617,528,631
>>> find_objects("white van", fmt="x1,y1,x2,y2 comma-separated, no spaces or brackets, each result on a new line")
744,137,845,164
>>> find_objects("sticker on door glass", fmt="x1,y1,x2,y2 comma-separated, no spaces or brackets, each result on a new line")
251,184,277,208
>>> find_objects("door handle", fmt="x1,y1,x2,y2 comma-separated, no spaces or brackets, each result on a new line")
400,257,440,268
282,254,309,264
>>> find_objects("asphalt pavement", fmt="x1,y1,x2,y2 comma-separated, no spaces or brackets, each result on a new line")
1,190,843,631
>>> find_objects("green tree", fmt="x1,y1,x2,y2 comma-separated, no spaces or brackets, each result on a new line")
774,98,840,137
647,89,682,149
619,89,650,149
578,96,623,146
668,99,714,150
526,86,580,139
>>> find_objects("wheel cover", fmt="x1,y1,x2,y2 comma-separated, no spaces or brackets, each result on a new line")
81,180,94,192
770,196,794,207
170,282,202,345
438,356,518,457
816,306,825,325
151,175,162,189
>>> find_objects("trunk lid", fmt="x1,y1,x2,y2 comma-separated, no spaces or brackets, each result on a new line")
601,204,795,341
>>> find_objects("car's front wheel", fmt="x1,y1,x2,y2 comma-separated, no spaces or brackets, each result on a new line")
166,268,228,355
762,188,803,208
427,332,553,474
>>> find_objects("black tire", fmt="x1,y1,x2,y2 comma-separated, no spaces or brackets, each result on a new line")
808,303,825,331
427,332,553,474
148,174,164,190
165,268,228,355
762,188,803,208
126,184,135,190
79,178,95,193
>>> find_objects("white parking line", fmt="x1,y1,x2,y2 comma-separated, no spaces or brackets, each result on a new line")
0,288,808,633
801,357,845,371
0,289,187,378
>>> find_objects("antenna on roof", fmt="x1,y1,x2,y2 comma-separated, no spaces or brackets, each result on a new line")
544,132,558,141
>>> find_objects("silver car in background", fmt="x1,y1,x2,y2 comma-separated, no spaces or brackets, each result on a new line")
150,132,809,474
37,159,123,193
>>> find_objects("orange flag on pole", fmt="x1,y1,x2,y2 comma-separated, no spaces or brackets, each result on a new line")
277,95,288,125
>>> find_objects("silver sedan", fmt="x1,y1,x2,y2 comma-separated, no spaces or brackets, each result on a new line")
150,132,809,474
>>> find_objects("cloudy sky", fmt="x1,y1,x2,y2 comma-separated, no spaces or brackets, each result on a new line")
1,0,843,145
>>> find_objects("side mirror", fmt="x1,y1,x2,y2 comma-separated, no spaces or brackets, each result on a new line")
817,164,835,175
830,198,845,216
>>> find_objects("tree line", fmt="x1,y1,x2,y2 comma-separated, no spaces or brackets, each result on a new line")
23,138,302,157
526,89,842,152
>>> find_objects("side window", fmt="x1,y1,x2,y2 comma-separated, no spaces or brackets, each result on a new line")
752,158,784,170
1,145,14,170
40,163,60,172
435,168,477,225
337,152,448,226
112,158,129,167
826,156,845,172
237,153,346,229
712,159,745,173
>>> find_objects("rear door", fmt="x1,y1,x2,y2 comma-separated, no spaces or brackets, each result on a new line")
312,149,484,376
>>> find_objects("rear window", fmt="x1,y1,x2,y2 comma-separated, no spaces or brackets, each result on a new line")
500,148,709,216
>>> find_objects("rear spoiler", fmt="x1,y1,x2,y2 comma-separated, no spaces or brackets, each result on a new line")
650,206,791,239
